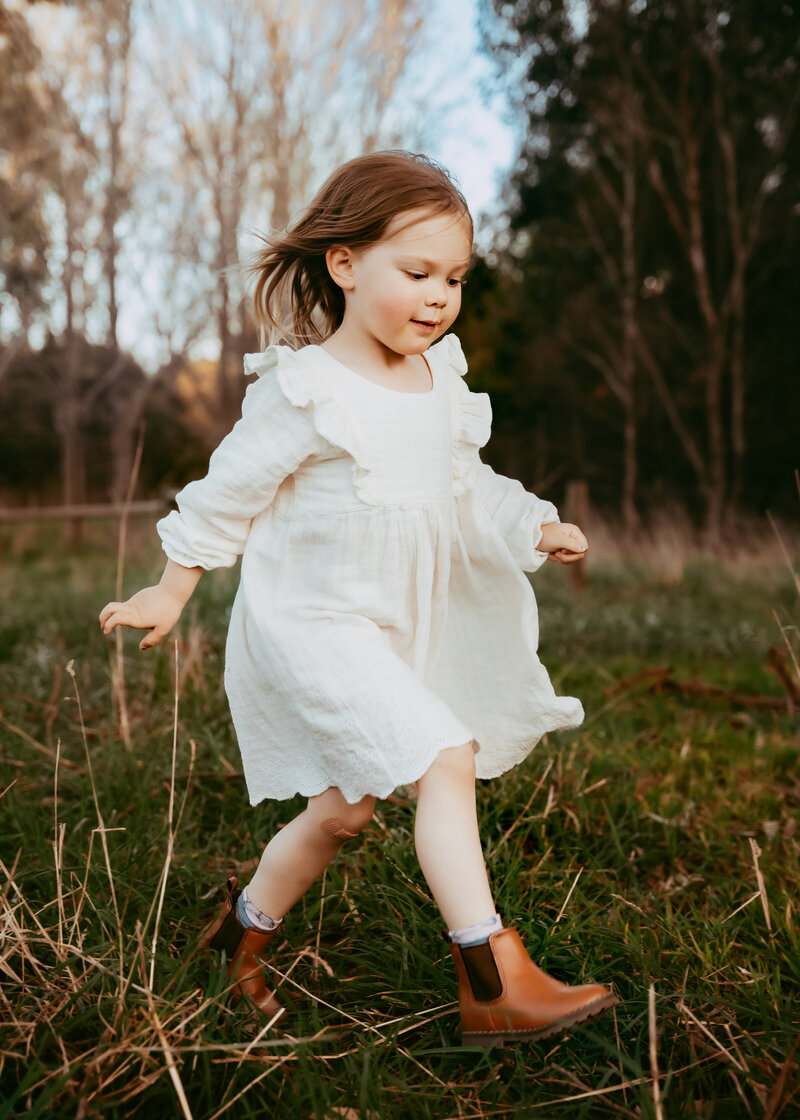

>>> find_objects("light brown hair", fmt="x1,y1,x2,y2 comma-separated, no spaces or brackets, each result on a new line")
250,150,472,347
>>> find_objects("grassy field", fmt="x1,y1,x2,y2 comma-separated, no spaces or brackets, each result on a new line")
1,517,798,1119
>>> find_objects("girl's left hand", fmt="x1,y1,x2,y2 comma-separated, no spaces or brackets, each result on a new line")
538,522,588,564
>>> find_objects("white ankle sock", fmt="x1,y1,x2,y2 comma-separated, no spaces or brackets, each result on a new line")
236,885,282,932
448,912,503,946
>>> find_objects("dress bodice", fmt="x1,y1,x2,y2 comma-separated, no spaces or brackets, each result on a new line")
286,346,455,517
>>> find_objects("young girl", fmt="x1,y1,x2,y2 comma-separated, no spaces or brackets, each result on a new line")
99,150,617,1047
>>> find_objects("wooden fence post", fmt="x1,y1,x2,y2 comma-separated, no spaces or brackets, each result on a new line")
564,480,589,596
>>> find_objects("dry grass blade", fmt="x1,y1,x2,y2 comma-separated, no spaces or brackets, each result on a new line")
721,890,763,924
766,509,800,598
53,736,66,959
65,660,124,987
748,838,772,932
262,961,449,1085
524,1058,715,1109
0,856,81,989
206,1053,296,1120
772,610,800,694
767,645,800,710
649,982,664,1120
149,639,182,989
555,866,583,924
488,758,554,854
544,1066,638,1118
677,1000,746,1072
0,711,58,757
238,1006,287,1061
112,421,145,752
315,866,327,981
134,922,195,1120
764,1030,800,1120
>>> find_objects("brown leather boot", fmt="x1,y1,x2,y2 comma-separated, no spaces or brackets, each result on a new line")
198,876,283,1019
444,924,618,1047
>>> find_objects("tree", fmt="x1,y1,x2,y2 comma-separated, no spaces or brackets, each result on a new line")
0,3,55,379
480,0,800,529
153,0,426,437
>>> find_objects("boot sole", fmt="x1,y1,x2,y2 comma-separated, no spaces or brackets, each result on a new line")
461,991,619,1048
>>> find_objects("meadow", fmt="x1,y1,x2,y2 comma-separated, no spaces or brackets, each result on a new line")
1,514,798,1119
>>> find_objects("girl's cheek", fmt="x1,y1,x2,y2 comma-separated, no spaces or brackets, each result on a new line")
374,291,407,318
446,292,462,322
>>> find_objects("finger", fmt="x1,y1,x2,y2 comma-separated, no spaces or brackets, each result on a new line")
102,610,133,634
99,602,122,627
139,628,164,650
102,611,123,634
103,609,144,634
563,526,588,550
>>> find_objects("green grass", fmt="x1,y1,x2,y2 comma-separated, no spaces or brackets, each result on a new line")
1,521,798,1119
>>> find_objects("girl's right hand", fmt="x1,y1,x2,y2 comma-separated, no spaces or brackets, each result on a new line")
538,521,588,564
99,586,185,650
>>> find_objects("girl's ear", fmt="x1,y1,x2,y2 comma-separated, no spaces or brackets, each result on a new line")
326,247,356,291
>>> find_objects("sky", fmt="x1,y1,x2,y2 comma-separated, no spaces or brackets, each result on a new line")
418,0,519,235
20,0,521,369
148,0,522,367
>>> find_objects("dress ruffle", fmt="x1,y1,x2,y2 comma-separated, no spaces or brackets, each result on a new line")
436,334,493,498
244,334,493,505
243,345,377,506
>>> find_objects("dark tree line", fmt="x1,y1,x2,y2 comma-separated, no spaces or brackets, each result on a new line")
464,0,799,530
0,338,215,507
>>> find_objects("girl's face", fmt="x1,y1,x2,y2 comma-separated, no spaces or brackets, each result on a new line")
329,208,473,359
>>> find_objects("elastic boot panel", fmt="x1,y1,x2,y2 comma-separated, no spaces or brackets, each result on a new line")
208,889,246,956
460,940,503,1002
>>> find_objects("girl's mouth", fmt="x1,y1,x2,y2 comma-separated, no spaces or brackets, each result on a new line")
412,319,439,330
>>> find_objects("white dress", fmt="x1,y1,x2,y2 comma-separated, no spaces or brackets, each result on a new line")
156,334,583,805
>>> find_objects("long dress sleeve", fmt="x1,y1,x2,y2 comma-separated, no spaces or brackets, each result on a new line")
473,457,559,574
156,352,325,569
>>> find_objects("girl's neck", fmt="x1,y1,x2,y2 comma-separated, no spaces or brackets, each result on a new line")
320,324,427,379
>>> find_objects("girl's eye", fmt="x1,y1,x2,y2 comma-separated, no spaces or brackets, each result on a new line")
406,271,426,280
448,277,466,287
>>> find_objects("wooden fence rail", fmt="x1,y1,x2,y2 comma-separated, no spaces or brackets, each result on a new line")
0,500,168,523
0,499,171,549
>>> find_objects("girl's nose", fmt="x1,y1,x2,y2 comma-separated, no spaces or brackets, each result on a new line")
425,284,448,307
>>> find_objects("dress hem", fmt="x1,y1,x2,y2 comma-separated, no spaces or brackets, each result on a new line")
245,729,480,807
242,699,584,806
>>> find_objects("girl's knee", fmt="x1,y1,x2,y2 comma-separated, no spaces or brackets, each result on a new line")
307,790,376,840
418,741,476,789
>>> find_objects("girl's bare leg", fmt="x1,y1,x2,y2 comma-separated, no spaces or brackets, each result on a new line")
245,787,376,919
413,742,497,929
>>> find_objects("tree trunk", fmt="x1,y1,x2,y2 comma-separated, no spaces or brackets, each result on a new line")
704,339,727,545
679,59,727,537
58,194,87,547
620,104,638,531
729,285,745,516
